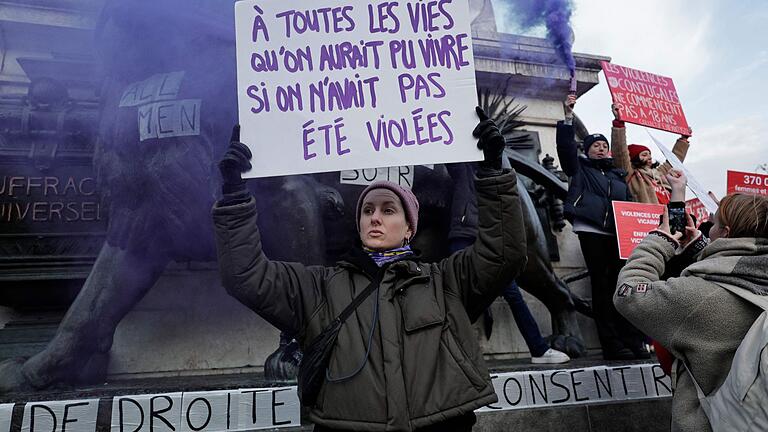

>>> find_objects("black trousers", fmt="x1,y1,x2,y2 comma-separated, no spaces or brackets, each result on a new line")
578,233,645,355
314,412,476,432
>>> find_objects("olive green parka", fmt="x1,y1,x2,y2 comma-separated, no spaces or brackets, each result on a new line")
212,170,527,431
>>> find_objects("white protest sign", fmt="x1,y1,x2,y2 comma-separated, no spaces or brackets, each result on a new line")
22,399,98,432
477,363,671,412
110,393,183,432
648,132,719,214
1,404,13,432
235,0,481,178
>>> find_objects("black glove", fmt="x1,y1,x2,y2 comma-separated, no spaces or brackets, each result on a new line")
473,107,505,171
219,124,252,196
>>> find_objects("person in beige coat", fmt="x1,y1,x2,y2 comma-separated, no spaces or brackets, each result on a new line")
614,173,768,431
610,104,691,204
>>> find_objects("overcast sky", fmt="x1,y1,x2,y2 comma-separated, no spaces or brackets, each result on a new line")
496,0,768,198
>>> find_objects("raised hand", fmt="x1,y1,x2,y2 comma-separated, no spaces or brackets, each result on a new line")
473,107,505,170
219,125,253,187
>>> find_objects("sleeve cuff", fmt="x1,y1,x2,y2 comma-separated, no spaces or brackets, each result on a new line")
613,119,625,128
647,230,680,250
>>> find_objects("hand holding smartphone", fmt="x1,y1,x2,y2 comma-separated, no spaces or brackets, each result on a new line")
667,202,687,235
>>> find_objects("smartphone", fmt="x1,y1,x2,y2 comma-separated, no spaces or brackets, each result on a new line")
668,202,687,235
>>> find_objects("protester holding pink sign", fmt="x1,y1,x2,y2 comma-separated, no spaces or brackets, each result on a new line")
601,62,690,136
558,93,646,361
610,104,691,205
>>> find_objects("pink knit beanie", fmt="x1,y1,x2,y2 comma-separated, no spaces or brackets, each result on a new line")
356,181,420,237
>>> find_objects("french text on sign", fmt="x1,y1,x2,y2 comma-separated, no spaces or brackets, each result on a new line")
236,388,300,430
111,393,183,432
612,201,665,260
601,62,689,135
727,170,768,196
235,0,481,178
22,399,98,432
110,388,299,432
478,364,671,412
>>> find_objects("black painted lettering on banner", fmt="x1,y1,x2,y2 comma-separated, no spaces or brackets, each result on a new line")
639,366,649,396
528,374,548,404
549,371,571,404
653,365,671,395
185,398,212,432
593,369,613,399
241,389,269,424
569,370,589,402
119,398,143,432
502,377,523,406
150,396,175,431
61,402,89,432
613,366,631,396
271,389,291,426
29,405,56,432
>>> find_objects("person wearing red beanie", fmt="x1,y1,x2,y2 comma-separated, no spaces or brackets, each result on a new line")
611,104,692,205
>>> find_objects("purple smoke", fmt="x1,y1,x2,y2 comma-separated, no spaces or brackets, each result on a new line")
496,0,576,75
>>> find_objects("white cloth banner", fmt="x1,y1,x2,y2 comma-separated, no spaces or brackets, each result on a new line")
22,399,99,432
235,0,481,178
110,387,298,432
477,363,672,412
1,404,13,432
648,132,719,214
12,366,669,432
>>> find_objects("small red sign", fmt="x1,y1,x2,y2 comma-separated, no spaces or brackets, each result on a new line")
727,170,768,196
601,61,690,135
685,198,711,226
612,201,665,259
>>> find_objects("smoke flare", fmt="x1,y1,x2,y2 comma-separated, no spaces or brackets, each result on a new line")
496,0,576,75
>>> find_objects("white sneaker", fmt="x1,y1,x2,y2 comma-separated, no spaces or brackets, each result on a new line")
531,348,571,364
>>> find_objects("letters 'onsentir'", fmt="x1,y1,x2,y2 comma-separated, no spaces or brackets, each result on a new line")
234,0,482,178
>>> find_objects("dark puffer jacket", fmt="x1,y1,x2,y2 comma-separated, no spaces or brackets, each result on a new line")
212,171,527,431
556,121,632,232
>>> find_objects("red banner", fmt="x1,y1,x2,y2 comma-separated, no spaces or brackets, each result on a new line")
601,62,690,135
727,170,768,196
685,198,711,226
612,201,665,259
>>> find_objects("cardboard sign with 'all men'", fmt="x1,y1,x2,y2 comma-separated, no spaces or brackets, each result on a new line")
612,201,665,259
602,62,690,136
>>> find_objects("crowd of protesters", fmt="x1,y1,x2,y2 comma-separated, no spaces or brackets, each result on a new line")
556,92,768,432
214,94,768,431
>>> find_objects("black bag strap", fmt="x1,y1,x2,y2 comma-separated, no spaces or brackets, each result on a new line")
336,274,381,325
297,271,382,342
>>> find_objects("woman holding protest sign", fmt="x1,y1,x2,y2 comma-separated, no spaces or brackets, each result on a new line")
610,103,692,205
212,108,528,432
614,183,768,432
556,94,646,360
